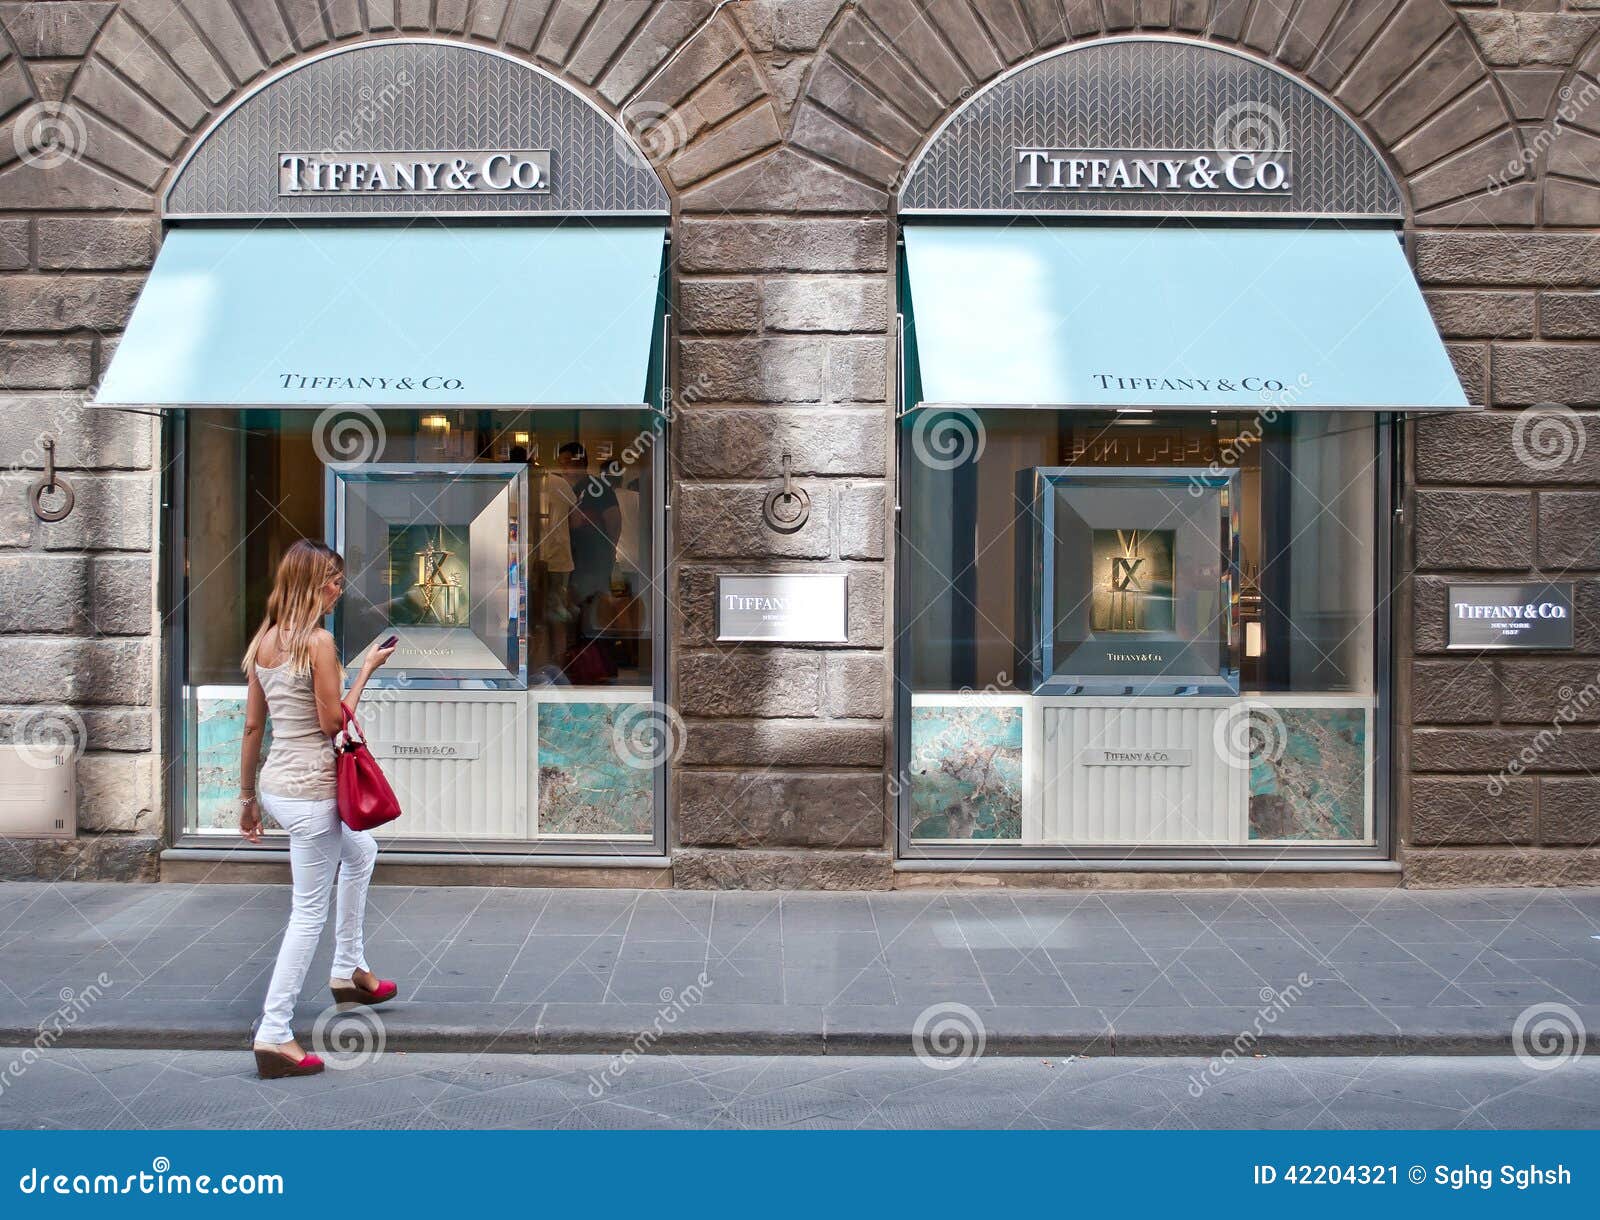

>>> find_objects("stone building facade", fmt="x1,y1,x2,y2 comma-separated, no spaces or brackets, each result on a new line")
0,0,1597,888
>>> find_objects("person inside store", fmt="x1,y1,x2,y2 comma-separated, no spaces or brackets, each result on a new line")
558,441,622,682
237,539,399,1079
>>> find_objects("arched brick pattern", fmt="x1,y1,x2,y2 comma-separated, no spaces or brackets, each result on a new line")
1541,30,1600,226
790,0,1529,225
1,0,782,212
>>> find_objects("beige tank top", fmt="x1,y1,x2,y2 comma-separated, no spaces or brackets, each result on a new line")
256,661,337,800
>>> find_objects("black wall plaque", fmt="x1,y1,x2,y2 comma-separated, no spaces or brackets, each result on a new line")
1447,583,1575,651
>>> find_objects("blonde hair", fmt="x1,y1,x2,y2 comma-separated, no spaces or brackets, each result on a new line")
242,539,344,675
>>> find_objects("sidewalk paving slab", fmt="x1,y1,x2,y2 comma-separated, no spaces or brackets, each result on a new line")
0,882,1597,1057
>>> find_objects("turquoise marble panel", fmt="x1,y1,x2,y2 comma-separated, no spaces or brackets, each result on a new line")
908,705,1023,841
193,690,269,831
1249,707,1367,841
537,701,653,837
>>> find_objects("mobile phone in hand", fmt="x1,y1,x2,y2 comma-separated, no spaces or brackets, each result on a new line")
380,635,399,649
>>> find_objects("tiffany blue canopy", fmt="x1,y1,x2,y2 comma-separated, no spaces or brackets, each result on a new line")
900,224,1470,411
95,223,665,408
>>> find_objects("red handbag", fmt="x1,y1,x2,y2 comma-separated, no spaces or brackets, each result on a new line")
332,705,402,831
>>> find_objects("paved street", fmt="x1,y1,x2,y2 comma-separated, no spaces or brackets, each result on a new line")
1,1050,1597,1130
0,883,1597,1055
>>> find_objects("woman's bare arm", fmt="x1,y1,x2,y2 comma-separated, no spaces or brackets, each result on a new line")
312,631,394,734
239,669,268,842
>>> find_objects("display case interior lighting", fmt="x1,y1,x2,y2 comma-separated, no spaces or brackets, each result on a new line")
1245,619,1265,658
513,432,530,445
421,414,451,431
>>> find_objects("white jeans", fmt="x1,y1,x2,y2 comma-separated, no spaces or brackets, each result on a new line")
255,793,379,1045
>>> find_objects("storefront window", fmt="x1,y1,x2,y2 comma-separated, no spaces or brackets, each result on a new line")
178,408,661,848
900,409,1384,853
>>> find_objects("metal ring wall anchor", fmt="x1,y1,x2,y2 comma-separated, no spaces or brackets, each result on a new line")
29,438,75,523
761,452,810,534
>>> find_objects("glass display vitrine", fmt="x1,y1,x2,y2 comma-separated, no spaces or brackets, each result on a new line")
327,463,529,685
1015,466,1239,695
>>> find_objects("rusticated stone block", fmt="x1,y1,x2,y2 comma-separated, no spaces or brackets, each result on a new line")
1403,847,1600,887
676,650,821,717
0,637,152,705
1462,13,1600,67
1412,410,1600,484
0,395,153,470
682,719,886,767
837,481,886,560
1409,776,1534,845
677,769,882,847
789,101,902,185
0,555,92,633
763,276,890,333
679,337,825,402
89,555,153,635
1491,344,1600,406
672,846,892,889
0,275,141,331
1411,658,1499,723
824,652,884,718
1425,290,1535,339
827,337,888,402
678,279,759,334
0,2,113,56
677,408,886,478
680,148,889,214
1411,727,1600,773
596,1,713,103
1367,30,1487,150
675,482,832,559
675,564,883,648
1538,492,1600,568
0,472,154,551
76,752,157,833
1415,233,1600,287
1538,778,1600,845
664,104,783,188
1497,660,1600,724
36,217,154,270
1413,489,1532,569
0,219,26,270
1497,69,1564,120
0,339,92,389
1446,343,1487,405
1542,293,1600,339
679,219,889,274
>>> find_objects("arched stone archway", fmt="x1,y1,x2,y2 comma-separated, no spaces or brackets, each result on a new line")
0,1,784,213
791,0,1530,225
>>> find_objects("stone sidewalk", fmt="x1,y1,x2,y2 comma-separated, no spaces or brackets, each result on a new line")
1,883,1597,1057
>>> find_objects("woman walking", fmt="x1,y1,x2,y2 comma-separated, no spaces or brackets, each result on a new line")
238,539,399,1079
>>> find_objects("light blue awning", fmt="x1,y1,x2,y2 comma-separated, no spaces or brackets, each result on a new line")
95,223,665,408
901,224,1471,411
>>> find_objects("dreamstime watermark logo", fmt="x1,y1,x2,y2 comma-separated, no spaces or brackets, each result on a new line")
0,974,113,1098
1211,101,1287,156
587,974,713,1097
1488,667,1600,796
912,1002,987,1070
1213,700,1286,769
311,1003,386,1070
1512,1001,1585,1071
1187,974,1313,1097
9,706,88,769
311,405,386,468
610,701,687,770
12,102,88,169
616,101,689,169
1511,402,1586,473
910,409,986,470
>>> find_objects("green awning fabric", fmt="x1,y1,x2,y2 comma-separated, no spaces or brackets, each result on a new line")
901,224,1472,411
95,223,665,408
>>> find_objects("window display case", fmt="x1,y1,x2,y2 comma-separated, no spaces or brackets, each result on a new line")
327,463,529,686
1015,467,1239,696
